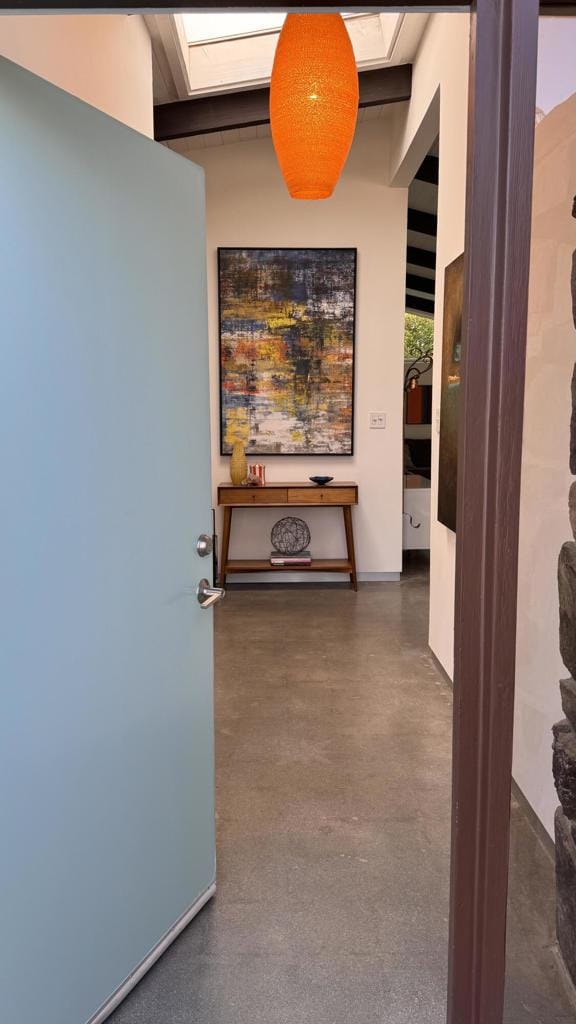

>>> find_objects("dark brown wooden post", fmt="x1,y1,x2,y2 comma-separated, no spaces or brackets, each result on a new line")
447,2,540,1023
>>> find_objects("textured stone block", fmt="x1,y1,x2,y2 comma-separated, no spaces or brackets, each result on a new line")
553,719,576,819
569,482,576,541
561,678,576,732
558,542,576,677
571,364,576,474
572,248,576,330
555,806,576,988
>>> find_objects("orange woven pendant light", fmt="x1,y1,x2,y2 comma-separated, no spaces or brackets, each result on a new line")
270,14,359,200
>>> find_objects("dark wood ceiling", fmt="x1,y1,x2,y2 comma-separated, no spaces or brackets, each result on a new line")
406,153,438,317
155,66,412,142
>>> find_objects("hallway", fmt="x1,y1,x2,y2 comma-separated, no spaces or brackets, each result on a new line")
109,569,573,1024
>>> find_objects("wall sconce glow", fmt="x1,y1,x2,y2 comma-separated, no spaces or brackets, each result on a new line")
270,14,359,201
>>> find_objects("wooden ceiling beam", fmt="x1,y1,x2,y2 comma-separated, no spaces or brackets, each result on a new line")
406,272,435,295
406,295,435,315
154,65,412,142
406,246,436,270
0,2,568,10
407,207,438,237
0,1,473,8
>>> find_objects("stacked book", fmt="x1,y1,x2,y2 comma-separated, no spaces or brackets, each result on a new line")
270,550,312,567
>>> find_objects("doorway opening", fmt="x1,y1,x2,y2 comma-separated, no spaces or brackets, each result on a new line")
3,5,576,1024
403,141,438,569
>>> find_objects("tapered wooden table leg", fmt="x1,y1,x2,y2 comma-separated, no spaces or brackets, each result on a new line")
219,506,233,587
342,505,358,591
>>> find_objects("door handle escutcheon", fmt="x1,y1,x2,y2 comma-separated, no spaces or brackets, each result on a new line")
196,534,213,557
197,579,225,609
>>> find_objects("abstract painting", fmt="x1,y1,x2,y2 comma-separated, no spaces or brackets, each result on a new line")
218,248,356,455
438,253,464,533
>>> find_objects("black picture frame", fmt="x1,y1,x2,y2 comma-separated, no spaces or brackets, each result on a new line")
218,247,357,456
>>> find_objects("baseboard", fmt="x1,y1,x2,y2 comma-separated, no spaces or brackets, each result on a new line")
429,648,454,688
427,646,556,859
86,882,216,1024
226,571,401,584
551,941,576,1012
359,572,401,582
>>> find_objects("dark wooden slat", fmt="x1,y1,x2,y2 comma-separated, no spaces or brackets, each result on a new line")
415,154,439,185
357,64,412,109
407,207,438,237
447,2,539,1024
0,1,475,7
405,295,434,315
155,65,412,142
156,88,270,141
407,246,436,271
0,1,568,10
406,272,435,295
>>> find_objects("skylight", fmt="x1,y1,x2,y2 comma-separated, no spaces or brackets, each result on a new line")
181,12,410,99
183,13,357,46
183,14,287,45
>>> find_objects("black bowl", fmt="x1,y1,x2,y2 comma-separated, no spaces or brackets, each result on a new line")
309,475,334,486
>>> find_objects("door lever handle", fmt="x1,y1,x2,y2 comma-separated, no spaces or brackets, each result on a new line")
196,579,225,609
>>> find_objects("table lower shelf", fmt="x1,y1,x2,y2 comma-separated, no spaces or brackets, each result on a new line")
223,559,353,573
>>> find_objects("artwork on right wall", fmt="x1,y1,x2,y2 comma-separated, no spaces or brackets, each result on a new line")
438,252,465,533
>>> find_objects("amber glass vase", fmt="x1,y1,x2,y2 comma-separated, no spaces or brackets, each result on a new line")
230,441,248,486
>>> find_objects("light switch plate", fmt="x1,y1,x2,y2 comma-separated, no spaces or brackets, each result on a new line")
369,411,386,429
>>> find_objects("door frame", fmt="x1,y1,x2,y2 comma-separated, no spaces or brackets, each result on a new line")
449,3,539,1022
0,2,560,1023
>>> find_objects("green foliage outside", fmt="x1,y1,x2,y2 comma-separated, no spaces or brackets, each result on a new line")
404,312,434,359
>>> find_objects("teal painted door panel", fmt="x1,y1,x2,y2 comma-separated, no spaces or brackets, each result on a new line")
0,58,214,1024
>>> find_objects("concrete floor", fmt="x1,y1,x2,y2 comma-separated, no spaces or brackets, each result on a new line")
109,565,575,1023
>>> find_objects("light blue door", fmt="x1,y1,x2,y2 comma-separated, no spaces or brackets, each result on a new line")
0,57,215,1024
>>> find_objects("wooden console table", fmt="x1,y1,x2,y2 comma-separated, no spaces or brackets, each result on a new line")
217,481,359,590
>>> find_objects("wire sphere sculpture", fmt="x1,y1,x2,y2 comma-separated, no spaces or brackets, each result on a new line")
271,516,311,555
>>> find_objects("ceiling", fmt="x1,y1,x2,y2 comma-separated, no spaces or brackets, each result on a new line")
147,13,437,320
164,98,392,154
148,11,429,104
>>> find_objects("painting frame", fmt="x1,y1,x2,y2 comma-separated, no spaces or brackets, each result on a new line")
218,246,357,457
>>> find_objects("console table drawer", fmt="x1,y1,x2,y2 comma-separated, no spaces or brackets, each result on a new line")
220,487,288,506
287,487,356,506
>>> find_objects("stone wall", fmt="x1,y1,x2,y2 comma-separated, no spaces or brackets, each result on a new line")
552,196,576,987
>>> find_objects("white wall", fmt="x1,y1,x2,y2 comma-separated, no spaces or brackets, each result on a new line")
391,12,573,838
0,14,153,136
390,13,470,675
186,120,407,580
514,93,576,838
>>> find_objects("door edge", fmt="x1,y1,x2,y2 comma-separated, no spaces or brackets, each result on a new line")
86,882,216,1024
